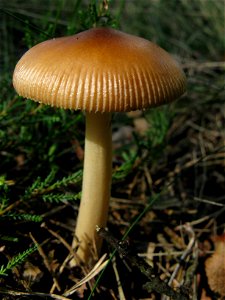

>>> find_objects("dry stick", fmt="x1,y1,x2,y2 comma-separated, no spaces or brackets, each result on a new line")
29,233,61,292
41,223,91,293
40,223,80,293
193,196,224,207
41,223,99,296
168,225,195,286
161,224,196,300
63,254,108,297
96,227,189,300
41,223,81,265
0,288,71,300
183,243,199,299
0,199,22,216
183,61,225,70
111,256,126,300
49,219,74,232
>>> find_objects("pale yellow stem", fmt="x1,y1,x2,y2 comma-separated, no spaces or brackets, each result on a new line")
72,112,112,264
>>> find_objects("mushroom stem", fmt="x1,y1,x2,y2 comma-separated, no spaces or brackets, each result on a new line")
72,112,112,264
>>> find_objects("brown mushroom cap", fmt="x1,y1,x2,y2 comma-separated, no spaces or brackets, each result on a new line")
13,28,186,112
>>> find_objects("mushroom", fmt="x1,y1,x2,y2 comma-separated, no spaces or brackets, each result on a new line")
13,28,186,265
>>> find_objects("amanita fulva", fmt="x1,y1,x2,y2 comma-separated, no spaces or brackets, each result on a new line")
13,28,186,264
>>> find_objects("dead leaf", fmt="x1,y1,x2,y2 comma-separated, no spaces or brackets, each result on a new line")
48,250,60,273
205,234,225,297
23,261,43,283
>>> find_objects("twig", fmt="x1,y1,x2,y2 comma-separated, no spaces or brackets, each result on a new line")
193,196,224,207
0,199,22,216
111,256,126,300
96,226,189,300
0,288,71,300
63,254,108,297
161,224,196,300
168,224,195,286
41,222,81,265
29,232,61,292
41,222,91,293
40,222,80,293
183,61,225,70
